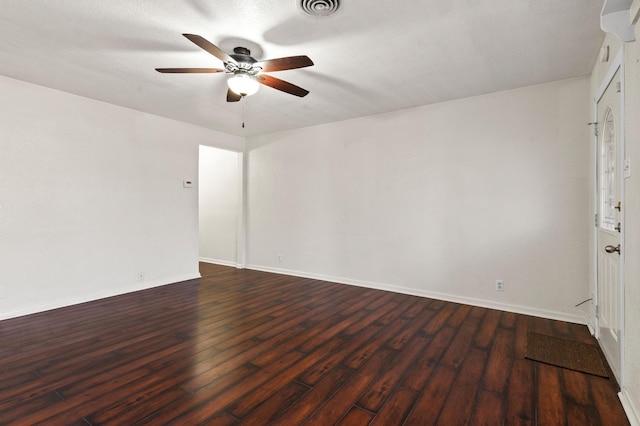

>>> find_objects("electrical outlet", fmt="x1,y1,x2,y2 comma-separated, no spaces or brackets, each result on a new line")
277,254,283,263
137,272,145,282
495,280,505,292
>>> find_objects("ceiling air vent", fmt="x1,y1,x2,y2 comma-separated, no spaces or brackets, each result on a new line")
300,0,340,17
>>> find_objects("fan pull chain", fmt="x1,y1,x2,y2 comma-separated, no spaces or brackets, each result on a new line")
242,96,246,128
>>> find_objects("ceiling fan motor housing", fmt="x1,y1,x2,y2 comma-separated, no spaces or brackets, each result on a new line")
227,47,258,74
233,47,251,56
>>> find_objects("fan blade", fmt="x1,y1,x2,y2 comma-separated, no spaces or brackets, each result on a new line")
227,89,242,102
258,74,309,97
182,34,236,64
256,55,314,72
155,68,225,73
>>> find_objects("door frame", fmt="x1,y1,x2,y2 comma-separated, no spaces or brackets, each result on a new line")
237,151,246,268
592,47,625,386
197,145,246,269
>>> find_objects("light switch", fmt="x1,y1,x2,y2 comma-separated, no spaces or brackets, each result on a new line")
183,180,194,188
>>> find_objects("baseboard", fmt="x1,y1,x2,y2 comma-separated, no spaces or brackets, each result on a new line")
199,257,239,268
620,390,640,426
0,272,201,321
246,264,586,325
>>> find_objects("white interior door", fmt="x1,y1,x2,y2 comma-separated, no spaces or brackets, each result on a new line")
596,68,623,382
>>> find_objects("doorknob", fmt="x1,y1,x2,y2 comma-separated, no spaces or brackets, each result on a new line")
605,244,620,254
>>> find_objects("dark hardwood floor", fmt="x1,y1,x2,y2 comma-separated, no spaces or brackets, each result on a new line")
0,263,629,425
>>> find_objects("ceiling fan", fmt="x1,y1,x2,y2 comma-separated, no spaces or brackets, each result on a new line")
156,34,314,102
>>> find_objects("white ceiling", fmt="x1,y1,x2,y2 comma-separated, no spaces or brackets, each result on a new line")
0,0,605,137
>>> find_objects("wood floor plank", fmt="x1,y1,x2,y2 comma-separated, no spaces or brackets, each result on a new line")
505,359,536,425
422,302,457,335
473,308,501,349
482,327,514,393
447,304,473,328
342,316,411,370
439,316,480,369
401,325,456,392
302,349,397,425
404,365,457,425
500,311,518,329
178,351,306,424
134,363,256,424
5,365,150,424
336,406,375,425
297,310,368,353
370,387,417,426
89,351,250,424
234,380,309,425
358,333,431,412
229,335,348,419
89,386,190,424
562,368,591,406
565,403,600,425
385,307,436,351
296,322,384,386
399,296,430,320
343,295,413,336
536,363,567,425
437,347,489,425
0,391,64,425
470,390,505,426
0,263,629,425
271,368,352,425
590,374,632,426
514,314,533,358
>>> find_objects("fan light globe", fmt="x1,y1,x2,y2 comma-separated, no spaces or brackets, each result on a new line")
227,73,259,96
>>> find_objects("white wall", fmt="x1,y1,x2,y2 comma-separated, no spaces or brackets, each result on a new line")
199,145,241,266
246,77,591,323
0,75,244,320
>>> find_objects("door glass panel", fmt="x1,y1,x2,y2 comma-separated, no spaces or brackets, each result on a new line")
600,107,616,231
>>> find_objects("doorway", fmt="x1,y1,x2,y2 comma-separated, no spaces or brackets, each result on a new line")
198,145,244,268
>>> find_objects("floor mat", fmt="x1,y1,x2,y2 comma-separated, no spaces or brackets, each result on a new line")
525,332,609,378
